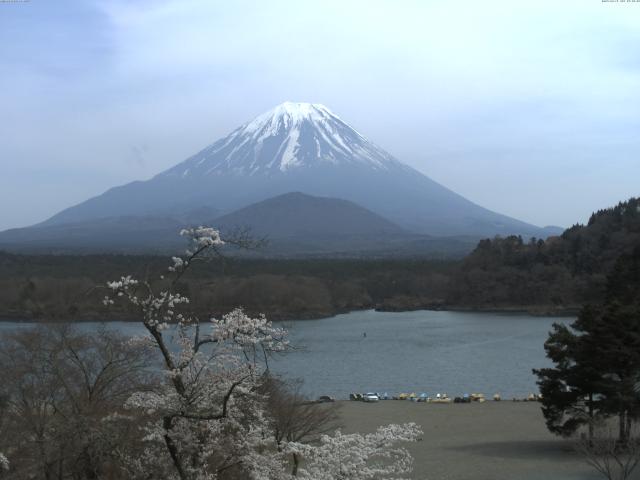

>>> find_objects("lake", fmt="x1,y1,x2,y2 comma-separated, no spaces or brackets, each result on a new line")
0,310,568,399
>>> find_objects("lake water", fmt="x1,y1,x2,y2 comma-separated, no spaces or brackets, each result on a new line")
0,310,569,399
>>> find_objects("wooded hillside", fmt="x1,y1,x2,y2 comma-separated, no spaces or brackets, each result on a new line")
448,197,640,311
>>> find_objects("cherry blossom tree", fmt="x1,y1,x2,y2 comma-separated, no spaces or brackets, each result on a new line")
105,227,289,479
286,423,422,480
105,226,422,480
0,453,8,475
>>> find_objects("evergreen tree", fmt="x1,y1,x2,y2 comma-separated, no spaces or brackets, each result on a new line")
534,309,603,438
591,246,640,443
535,247,640,443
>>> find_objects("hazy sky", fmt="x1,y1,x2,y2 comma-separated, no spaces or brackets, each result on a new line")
1,0,639,231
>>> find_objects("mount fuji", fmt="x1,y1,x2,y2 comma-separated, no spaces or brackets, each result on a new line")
1,102,560,253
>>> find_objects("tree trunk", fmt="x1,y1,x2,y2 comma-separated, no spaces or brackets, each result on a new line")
588,393,594,442
292,452,300,476
619,409,629,446
163,416,188,480
43,461,54,480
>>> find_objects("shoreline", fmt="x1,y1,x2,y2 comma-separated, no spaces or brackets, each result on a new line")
0,304,579,323
375,304,580,317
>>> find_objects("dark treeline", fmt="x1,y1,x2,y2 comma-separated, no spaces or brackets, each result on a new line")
0,254,454,321
448,197,640,313
1,197,638,321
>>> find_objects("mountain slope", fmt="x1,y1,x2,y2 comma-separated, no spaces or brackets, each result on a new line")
0,216,186,253
34,102,556,238
214,192,404,239
0,192,478,257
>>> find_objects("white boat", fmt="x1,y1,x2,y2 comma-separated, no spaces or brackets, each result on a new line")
430,393,451,404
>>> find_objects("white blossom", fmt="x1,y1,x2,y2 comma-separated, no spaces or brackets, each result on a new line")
168,256,185,272
107,275,138,290
180,226,224,248
286,423,423,480
102,227,419,480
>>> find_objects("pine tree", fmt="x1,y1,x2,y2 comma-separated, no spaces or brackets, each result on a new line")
535,247,640,443
534,310,603,438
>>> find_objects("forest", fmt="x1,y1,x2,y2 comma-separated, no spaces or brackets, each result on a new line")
0,197,638,322
448,197,640,312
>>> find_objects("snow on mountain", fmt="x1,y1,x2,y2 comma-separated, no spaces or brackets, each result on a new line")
32,101,559,240
160,102,405,177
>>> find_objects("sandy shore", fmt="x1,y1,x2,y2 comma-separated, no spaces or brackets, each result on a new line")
337,400,601,480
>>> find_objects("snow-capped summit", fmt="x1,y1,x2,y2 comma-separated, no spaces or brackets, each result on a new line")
160,102,402,177
245,102,337,130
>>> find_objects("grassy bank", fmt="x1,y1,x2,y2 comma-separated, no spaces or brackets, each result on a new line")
338,401,597,480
